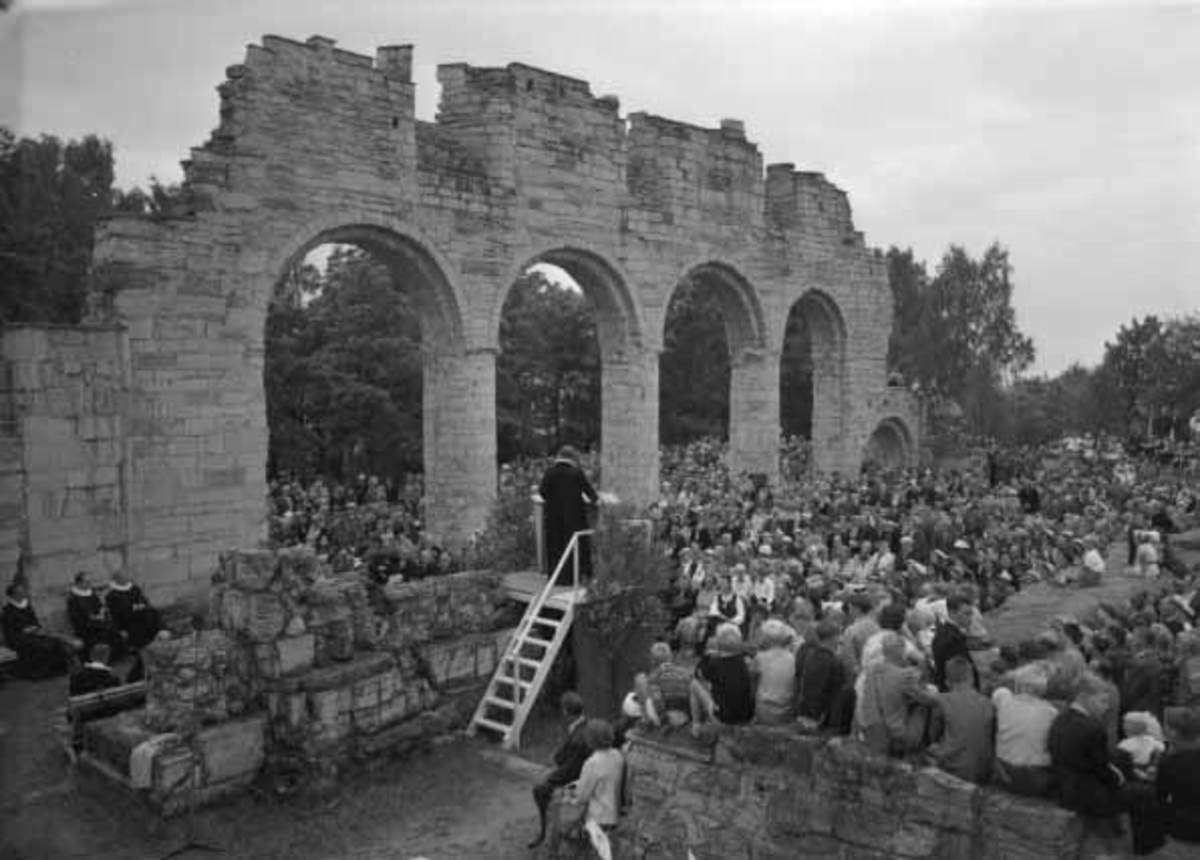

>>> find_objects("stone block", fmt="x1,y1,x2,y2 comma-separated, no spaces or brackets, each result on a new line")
194,714,266,784
216,549,276,590
256,633,315,678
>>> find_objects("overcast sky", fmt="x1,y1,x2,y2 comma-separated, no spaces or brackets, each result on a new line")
3,0,1198,374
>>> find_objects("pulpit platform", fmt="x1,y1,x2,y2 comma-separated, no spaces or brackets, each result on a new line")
500,570,588,608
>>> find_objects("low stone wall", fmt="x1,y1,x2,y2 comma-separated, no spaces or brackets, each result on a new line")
618,726,1088,860
87,549,516,813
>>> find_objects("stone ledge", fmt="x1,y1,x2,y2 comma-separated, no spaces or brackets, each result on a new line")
622,724,1088,860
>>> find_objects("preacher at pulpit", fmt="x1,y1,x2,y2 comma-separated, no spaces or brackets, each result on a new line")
538,446,598,579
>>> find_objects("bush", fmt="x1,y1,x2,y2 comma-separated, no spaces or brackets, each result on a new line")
471,483,538,572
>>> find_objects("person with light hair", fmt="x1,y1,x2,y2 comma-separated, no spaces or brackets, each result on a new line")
690,623,754,736
752,619,796,725
991,663,1059,797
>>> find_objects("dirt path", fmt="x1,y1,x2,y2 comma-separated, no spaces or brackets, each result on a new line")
1,729,543,860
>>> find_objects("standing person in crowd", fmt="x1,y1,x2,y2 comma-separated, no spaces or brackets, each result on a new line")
67,572,125,662
932,593,979,692
105,570,162,651
539,446,598,579
1,581,70,679
528,691,590,849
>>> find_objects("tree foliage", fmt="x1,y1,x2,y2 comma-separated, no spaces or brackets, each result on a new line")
265,247,423,483
660,279,731,443
0,127,186,325
496,270,600,461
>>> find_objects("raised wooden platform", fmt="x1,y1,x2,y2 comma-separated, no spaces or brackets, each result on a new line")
500,570,587,608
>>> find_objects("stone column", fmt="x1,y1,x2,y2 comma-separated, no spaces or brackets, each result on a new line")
601,347,658,509
423,347,497,547
729,347,781,483
810,343,847,476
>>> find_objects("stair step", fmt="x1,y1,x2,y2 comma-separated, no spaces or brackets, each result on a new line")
484,696,517,710
502,655,545,671
473,717,513,734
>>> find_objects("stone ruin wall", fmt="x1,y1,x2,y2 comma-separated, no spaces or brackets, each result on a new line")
0,33,919,612
617,726,1096,860
84,552,515,813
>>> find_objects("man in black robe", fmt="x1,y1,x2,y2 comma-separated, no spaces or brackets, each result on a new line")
105,570,161,651
67,572,126,661
538,446,598,580
2,582,70,679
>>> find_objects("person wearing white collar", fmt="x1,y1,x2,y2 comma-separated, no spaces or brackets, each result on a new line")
1,581,70,679
105,570,162,651
67,571,126,662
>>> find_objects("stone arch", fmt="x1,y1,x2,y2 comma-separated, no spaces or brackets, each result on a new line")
781,288,849,474
267,216,467,349
490,243,646,358
864,416,916,471
665,259,768,355
492,244,655,508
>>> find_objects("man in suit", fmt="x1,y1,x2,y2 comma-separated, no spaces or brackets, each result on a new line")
529,691,589,848
931,593,979,692
1048,682,1125,822
539,446,598,579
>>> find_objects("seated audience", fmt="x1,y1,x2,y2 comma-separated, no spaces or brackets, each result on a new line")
932,594,979,692
644,642,693,727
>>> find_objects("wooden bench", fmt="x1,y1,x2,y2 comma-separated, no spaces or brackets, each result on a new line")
0,645,16,681
56,681,148,764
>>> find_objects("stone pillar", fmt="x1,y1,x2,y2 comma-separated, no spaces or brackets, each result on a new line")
601,347,658,509
423,348,497,546
729,348,781,483
810,342,847,475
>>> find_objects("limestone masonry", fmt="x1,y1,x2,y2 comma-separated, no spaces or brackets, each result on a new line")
0,35,918,608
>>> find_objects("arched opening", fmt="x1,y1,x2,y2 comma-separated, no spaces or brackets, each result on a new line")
496,262,601,462
494,247,649,505
780,290,847,476
864,417,915,472
660,262,769,477
264,225,462,548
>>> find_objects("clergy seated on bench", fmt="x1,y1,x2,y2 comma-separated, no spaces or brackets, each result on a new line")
67,572,127,663
105,570,162,653
2,581,72,680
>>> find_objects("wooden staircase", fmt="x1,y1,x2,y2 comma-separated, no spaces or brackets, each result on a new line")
468,530,591,749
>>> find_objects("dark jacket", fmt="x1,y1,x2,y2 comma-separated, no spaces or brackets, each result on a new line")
931,621,978,692
1048,707,1123,818
546,718,591,787
539,460,598,576
69,663,122,697
795,642,847,727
